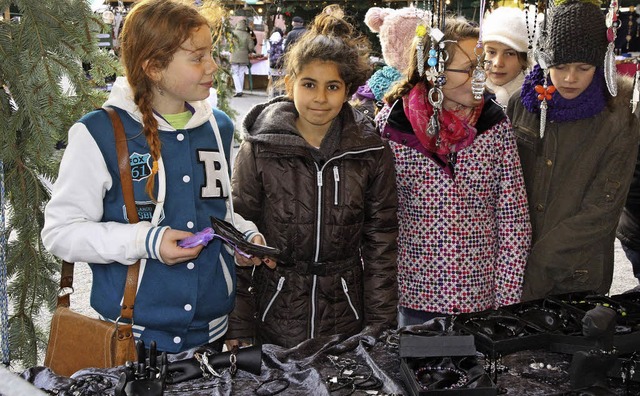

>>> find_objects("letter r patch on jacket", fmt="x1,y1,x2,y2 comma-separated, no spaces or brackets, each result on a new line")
198,150,228,198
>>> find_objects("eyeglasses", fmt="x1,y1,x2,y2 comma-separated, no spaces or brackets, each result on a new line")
445,60,492,78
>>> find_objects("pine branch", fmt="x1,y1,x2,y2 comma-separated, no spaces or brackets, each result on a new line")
0,0,116,370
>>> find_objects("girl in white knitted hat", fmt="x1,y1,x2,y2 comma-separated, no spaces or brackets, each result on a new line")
482,7,531,107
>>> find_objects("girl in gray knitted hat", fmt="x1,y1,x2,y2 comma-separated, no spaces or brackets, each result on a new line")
507,0,640,301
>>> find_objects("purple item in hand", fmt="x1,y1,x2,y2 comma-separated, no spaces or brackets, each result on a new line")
178,227,215,248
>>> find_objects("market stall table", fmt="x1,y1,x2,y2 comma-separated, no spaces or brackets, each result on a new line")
18,325,639,395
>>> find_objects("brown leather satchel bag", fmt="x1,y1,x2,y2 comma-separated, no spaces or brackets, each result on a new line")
44,107,141,376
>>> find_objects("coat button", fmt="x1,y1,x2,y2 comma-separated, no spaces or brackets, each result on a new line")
173,336,181,344
545,159,552,167
187,221,194,229
177,133,185,141
183,175,190,183
187,262,195,270
184,304,192,311
536,204,544,212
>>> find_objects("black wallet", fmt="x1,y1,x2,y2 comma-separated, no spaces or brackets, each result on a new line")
210,216,284,261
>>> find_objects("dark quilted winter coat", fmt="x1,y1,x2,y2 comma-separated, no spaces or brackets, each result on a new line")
227,98,398,348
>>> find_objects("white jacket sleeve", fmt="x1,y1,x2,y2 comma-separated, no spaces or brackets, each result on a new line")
41,122,153,265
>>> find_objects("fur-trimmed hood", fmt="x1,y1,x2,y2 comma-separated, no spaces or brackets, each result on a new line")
607,74,638,123
240,96,384,158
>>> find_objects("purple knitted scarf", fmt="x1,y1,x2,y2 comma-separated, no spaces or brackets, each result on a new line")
521,64,607,122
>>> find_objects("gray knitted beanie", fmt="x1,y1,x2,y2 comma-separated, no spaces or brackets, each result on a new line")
543,0,607,67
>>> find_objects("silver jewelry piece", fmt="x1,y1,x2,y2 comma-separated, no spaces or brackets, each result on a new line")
427,87,443,137
417,42,425,77
471,42,486,100
604,42,618,97
538,68,551,139
195,352,221,379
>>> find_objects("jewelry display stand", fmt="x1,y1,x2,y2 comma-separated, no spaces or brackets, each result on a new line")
398,318,497,395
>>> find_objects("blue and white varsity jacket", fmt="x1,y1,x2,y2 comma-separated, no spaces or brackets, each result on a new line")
42,77,260,352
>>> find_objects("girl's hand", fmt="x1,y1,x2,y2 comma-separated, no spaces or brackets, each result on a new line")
235,234,277,269
160,229,204,265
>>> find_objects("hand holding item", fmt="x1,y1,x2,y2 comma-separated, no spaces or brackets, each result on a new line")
178,217,282,268
160,229,204,265
177,227,215,248
235,234,277,268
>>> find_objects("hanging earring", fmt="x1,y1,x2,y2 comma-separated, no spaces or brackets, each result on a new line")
157,84,165,96
535,68,555,139
532,0,554,139
471,0,487,100
605,0,620,96
416,24,428,77
426,28,446,138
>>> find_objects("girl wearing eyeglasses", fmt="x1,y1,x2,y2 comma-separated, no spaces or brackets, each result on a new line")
376,17,531,326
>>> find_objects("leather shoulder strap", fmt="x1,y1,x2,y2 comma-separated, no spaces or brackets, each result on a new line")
56,107,142,323
104,106,140,321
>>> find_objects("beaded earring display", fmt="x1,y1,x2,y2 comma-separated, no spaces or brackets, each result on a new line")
626,9,634,51
471,0,487,100
533,0,554,139
605,0,620,96
524,2,538,61
417,0,448,139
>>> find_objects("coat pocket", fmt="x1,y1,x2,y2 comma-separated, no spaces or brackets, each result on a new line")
261,276,286,322
340,277,360,320
554,251,604,293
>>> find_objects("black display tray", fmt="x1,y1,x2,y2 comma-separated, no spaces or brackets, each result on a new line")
400,356,497,396
454,309,550,358
547,293,640,355
400,333,476,358
610,291,640,320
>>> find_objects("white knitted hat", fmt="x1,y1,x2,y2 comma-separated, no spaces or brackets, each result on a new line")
482,7,528,53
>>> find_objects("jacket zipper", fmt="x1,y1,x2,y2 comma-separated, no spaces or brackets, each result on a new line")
261,276,285,322
310,146,384,337
341,277,359,320
313,147,384,261
333,166,340,206
310,275,318,338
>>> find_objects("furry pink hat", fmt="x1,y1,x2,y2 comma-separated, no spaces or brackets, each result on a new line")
365,7,428,73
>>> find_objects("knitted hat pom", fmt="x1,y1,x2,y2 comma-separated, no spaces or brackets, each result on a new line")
365,7,428,73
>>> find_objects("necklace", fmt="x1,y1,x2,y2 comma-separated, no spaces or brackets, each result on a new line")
524,2,538,58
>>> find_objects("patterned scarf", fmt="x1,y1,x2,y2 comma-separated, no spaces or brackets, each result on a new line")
403,82,482,157
521,64,607,122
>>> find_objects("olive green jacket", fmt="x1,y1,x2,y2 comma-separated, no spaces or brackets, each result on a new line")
507,76,640,300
